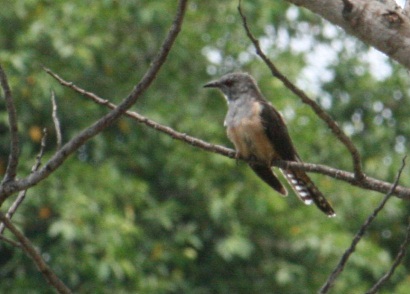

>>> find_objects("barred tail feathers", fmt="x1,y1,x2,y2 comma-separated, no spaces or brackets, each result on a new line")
281,169,336,217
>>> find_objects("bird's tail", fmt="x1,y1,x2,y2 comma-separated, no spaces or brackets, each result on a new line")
249,163,288,196
281,168,336,217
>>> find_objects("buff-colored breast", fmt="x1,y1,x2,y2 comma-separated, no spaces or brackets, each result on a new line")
226,102,277,165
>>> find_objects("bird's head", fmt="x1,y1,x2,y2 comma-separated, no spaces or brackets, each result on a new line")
204,72,258,102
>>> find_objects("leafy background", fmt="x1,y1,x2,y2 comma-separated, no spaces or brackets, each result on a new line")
1,0,410,293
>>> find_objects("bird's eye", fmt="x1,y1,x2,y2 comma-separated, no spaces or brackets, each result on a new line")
224,79,234,87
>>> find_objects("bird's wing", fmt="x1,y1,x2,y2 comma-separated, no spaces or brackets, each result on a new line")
248,163,288,196
259,101,299,161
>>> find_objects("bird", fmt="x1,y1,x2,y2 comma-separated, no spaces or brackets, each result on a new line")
204,72,335,217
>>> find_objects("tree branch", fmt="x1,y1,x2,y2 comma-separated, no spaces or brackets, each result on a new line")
0,212,72,294
43,68,410,200
285,0,410,70
0,233,21,248
238,2,365,181
319,156,407,294
366,217,410,293
51,91,62,150
0,0,189,205
0,65,20,183
273,160,410,199
0,129,47,234
43,67,235,159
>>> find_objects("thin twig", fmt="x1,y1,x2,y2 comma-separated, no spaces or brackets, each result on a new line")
319,156,407,294
237,3,365,181
366,217,410,293
0,0,188,204
0,212,72,294
43,67,235,158
0,65,20,183
0,129,48,234
0,233,21,248
42,68,410,200
51,91,62,150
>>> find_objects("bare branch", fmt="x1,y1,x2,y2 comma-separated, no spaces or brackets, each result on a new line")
0,65,20,183
43,69,410,200
238,3,365,181
43,67,235,159
366,217,410,293
0,233,21,248
51,91,62,150
0,129,48,234
0,212,72,294
273,160,410,200
0,0,188,204
319,156,407,294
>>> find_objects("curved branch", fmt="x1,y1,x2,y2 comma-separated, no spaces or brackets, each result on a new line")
319,156,406,293
0,0,189,204
238,3,365,180
0,212,72,294
0,234,21,248
0,65,20,183
366,216,410,293
0,129,47,234
42,69,410,200
43,67,235,159
51,91,62,150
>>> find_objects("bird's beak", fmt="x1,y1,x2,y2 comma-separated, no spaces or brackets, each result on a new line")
203,80,220,88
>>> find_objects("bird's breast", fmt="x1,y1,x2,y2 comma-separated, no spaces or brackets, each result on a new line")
225,101,276,164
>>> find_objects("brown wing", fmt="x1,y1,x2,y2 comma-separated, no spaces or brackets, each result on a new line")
259,101,298,161
248,163,287,196
259,101,336,217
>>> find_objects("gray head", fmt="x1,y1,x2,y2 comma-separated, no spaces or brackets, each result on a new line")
204,72,259,102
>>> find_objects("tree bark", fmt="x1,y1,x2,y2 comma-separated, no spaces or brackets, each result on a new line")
286,0,410,69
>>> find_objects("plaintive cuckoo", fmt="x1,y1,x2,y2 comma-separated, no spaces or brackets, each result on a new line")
204,72,335,217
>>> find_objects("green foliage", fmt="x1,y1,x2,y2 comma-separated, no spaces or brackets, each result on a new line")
1,0,409,293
